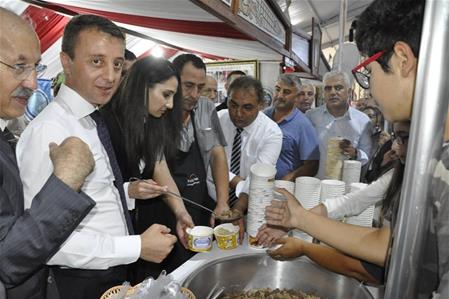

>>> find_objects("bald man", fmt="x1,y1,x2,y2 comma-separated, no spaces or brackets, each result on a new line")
0,8,95,298
201,75,218,102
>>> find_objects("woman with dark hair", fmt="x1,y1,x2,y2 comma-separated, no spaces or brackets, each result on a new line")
101,57,194,280
361,105,397,183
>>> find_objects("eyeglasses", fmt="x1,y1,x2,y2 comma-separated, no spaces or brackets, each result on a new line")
0,60,47,81
392,132,409,145
351,51,385,89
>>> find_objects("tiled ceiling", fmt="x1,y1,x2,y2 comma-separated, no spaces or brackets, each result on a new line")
276,0,373,49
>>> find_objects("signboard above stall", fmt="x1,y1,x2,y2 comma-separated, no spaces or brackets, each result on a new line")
191,0,309,72
236,0,286,44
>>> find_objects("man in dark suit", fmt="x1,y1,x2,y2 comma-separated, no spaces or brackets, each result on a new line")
0,8,96,298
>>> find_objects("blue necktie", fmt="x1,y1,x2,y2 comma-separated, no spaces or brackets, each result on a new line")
90,110,134,234
229,127,243,207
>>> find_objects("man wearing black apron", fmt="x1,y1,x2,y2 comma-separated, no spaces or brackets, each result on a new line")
167,54,230,267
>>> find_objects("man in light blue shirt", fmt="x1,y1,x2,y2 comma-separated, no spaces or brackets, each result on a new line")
264,74,319,180
306,71,373,179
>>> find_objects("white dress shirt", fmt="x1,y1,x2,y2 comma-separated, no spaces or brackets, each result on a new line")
323,169,393,219
16,84,140,269
306,105,373,179
207,110,282,199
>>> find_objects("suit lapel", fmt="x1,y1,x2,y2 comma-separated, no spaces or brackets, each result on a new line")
0,132,23,212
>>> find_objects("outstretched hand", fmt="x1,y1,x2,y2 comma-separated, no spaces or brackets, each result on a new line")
267,237,306,260
265,188,304,230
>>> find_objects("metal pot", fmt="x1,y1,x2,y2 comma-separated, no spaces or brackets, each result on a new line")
182,253,373,299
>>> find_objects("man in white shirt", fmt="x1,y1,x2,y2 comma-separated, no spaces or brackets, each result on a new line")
16,15,178,298
306,71,373,179
208,76,282,218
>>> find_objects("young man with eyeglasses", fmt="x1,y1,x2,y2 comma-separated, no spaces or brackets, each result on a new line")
266,0,449,296
0,8,96,298
306,70,373,179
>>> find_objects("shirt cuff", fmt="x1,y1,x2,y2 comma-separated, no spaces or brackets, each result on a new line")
235,179,249,197
322,198,341,219
229,172,236,182
114,235,141,264
124,182,135,210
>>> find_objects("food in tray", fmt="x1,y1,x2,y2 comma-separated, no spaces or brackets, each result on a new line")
222,288,322,299
216,209,242,220
215,227,233,235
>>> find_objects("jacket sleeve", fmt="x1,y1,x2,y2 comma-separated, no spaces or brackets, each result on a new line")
0,174,95,288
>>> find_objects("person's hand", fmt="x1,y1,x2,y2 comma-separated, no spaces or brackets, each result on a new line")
233,217,245,244
378,131,391,146
339,139,357,159
256,224,288,247
140,224,177,263
128,179,168,199
210,202,230,227
175,210,194,249
50,137,95,191
265,188,304,229
267,237,305,260
281,172,295,182
381,147,399,166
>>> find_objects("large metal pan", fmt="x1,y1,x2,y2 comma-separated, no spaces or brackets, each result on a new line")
182,253,373,299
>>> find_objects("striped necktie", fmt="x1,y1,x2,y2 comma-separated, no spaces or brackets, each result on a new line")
228,127,243,207
90,110,134,234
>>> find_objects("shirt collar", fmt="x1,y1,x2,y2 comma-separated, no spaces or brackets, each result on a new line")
56,84,97,119
241,111,260,135
0,118,8,131
324,104,351,120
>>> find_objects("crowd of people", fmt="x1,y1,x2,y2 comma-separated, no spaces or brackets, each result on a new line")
0,0,447,298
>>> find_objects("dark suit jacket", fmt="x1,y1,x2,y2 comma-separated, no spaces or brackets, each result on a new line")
0,131,95,299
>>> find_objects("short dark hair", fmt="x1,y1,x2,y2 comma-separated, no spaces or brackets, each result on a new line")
277,74,302,91
62,14,125,59
228,76,264,104
125,49,137,61
172,53,206,73
355,0,425,72
227,70,246,81
105,57,182,171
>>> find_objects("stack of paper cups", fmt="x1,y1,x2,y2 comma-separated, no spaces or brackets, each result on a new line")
342,160,362,193
294,176,321,210
247,163,276,248
346,205,375,227
320,179,346,201
274,180,295,194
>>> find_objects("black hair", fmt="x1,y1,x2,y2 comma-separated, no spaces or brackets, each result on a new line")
172,53,206,73
361,105,384,128
226,70,246,81
228,76,264,104
380,160,404,225
105,56,182,173
125,49,137,61
62,14,125,59
355,0,425,72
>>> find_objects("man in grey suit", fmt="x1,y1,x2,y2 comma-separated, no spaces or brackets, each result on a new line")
0,8,96,298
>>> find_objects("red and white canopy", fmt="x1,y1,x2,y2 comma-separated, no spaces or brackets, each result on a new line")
1,0,282,79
